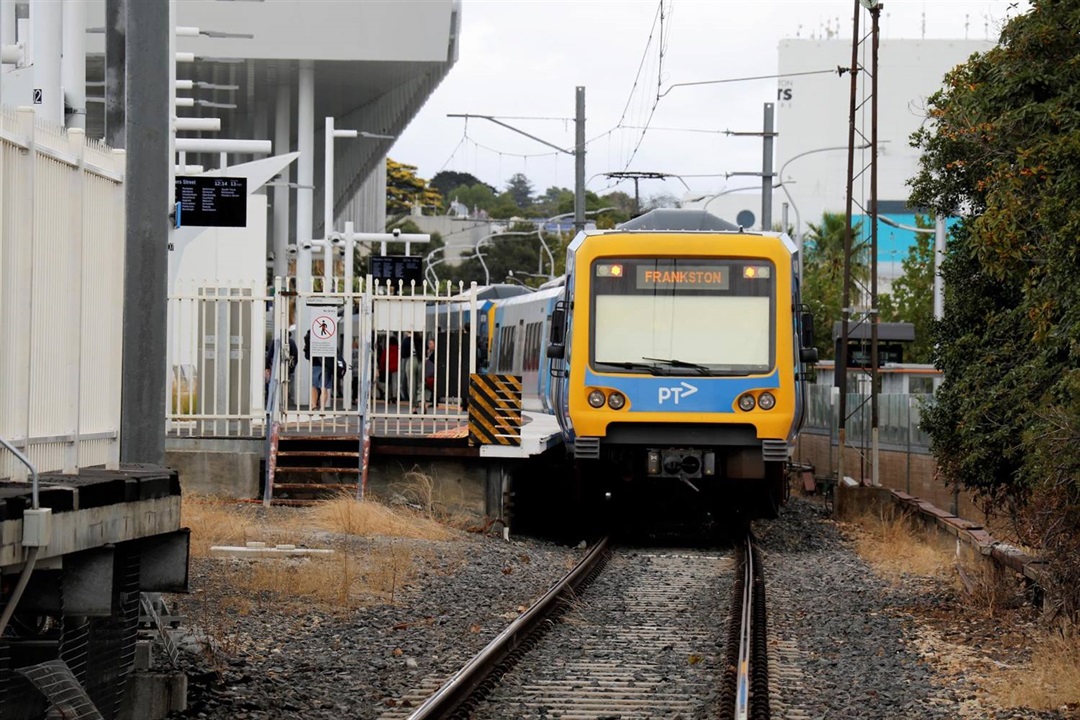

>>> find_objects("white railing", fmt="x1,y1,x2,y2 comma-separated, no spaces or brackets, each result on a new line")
0,107,126,481
167,276,480,439
166,280,268,437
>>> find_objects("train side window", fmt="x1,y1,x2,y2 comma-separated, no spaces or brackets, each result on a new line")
800,311,815,349
547,302,567,359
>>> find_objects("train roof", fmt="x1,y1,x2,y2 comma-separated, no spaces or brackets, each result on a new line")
617,208,742,232
448,283,534,302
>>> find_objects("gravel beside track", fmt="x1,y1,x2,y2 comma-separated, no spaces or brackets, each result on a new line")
165,532,582,720
756,496,1068,720
164,496,1071,720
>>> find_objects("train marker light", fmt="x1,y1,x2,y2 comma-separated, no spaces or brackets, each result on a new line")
647,450,661,475
608,391,626,410
596,264,624,278
758,391,776,410
588,389,606,408
743,265,771,279
737,393,756,412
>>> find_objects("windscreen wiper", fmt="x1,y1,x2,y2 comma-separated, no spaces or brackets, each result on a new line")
641,356,711,375
598,361,668,376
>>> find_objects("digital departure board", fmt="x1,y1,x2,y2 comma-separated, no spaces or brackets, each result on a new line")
174,177,247,228
370,255,423,285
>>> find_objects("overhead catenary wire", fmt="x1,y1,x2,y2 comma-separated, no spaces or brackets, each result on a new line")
615,0,671,175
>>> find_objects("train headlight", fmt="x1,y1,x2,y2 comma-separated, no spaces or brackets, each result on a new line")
607,391,626,410
758,392,776,410
588,389,606,408
737,393,756,412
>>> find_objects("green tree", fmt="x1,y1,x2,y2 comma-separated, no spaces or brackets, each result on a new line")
447,183,498,215
505,173,534,209
446,223,550,287
386,159,443,217
909,0,1080,616
800,212,866,360
879,215,936,363
599,190,635,216
535,186,574,217
430,171,493,200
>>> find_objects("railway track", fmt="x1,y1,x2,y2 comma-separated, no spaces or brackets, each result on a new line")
388,534,770,720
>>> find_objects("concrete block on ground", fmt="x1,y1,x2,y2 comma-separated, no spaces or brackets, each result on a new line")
118,671,187,720
834,483,893,520
209,543,334,558
134,640,153,671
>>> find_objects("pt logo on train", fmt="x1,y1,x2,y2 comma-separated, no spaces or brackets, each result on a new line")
657,381,698,405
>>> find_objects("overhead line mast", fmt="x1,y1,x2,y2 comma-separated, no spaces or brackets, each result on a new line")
838,0,882,486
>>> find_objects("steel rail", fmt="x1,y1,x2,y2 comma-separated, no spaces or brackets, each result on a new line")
406,536,611,720
735,534,755,720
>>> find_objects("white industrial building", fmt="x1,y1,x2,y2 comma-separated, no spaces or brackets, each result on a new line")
691,38,993,280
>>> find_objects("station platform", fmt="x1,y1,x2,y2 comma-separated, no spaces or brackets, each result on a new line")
274,408,564,460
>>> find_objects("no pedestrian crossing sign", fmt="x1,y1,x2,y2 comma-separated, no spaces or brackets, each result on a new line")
309,314,337,357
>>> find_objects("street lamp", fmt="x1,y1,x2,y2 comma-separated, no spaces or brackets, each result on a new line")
470,230,540,287
682,187,760,218
879,214,948,320
774,142,879,278
505,272,539,292
538,207,617,279
424,246,449,288
323,116,394,286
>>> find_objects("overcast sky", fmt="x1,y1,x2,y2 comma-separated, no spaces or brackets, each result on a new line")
389,0,1029,203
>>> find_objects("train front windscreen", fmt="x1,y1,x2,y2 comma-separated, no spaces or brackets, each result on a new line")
589,257,776,376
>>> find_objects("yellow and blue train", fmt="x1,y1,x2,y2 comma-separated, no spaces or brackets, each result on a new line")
450,209,816,517
543,209,816,516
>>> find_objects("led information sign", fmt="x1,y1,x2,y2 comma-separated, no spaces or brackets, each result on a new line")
635,264,730,290
174,177,247,228
371,255,423,285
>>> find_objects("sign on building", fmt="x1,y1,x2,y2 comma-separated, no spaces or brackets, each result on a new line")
174,177,247,228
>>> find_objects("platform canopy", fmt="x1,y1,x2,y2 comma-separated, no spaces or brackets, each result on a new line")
83,0,461,236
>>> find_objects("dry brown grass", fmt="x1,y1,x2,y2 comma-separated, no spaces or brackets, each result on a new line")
849,507,951,581
231,544,420,609
184,492,457,611
989,629,1080,710
305,492,456,541
182,494,261,557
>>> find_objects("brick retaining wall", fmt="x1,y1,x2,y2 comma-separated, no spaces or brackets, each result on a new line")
795,432,982,522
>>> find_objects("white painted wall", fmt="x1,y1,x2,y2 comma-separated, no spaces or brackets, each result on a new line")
775,38,994,231
169,194,267,292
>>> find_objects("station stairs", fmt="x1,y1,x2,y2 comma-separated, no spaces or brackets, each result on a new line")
268,433,361,505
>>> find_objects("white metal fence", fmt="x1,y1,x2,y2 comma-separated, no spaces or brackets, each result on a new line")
0,107,126,480
803,384,933,450
167,276,479,438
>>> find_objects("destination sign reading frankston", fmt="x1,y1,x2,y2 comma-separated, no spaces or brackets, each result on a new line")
174,176,247,228
636,265,730,290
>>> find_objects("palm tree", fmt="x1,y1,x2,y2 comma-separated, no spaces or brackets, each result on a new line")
801,212,867,359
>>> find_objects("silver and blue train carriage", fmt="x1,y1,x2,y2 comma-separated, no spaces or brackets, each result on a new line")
545,208,818,517
486,284,564,412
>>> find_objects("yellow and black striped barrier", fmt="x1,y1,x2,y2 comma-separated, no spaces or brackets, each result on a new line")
468,374,523,446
